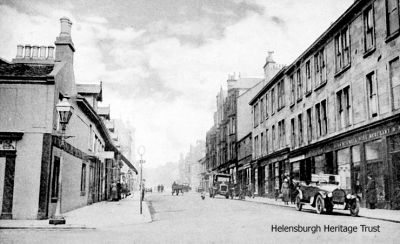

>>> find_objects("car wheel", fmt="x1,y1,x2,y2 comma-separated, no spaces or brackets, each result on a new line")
295,195,302,211
315,195,325,214
350,199,360,217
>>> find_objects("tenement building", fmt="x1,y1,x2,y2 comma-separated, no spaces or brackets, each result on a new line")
250,0,400,209
0,17,136,219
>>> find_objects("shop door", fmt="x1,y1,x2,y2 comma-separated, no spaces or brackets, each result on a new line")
366,161,387,208
390,152,400,209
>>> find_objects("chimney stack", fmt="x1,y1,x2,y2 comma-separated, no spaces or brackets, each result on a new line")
47,46,54,59
32,46,39,58
16,45,24,58
40,46,46,59
24,45,31,58
60,17,72,37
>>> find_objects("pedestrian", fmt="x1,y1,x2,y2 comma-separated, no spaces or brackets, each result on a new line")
111,182,118,201
281,178,290,205
366,175,377,209
248,182,255,198
289,177,296,204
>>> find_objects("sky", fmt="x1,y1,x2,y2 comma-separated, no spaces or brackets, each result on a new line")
0,0,353,168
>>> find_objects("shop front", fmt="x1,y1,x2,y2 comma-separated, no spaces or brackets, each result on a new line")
289,116,400,210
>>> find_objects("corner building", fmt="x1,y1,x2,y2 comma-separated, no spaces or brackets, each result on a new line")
250,0,400,209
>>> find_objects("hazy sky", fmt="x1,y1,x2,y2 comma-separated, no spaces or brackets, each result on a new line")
0,0,353,168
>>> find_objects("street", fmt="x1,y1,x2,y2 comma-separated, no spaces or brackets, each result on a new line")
1,192,399,244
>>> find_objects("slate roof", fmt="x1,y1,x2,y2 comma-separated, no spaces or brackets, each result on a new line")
0,63,54,77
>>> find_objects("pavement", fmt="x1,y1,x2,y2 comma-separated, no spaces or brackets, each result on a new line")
244,195,400,223
0,192,152,229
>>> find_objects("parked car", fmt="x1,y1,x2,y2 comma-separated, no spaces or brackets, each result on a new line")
209,173,232,199
295,174,360,216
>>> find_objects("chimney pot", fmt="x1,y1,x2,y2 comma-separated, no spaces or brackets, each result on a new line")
60,17,72,37
24,44,31,58
16,45,24,58
39,46,46,59
47,46,54,59
32,46,39,58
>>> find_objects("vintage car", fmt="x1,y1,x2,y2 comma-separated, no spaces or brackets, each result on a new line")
295,174,360,216
209,173,232,199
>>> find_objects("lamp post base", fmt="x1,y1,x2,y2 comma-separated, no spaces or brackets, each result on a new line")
49,216,66,225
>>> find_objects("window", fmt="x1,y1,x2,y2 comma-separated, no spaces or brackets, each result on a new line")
337,86,351,129
364,6,375,52
253,103,259,127
290,118,296,148
366,72,378,117
271,88,275,114
80,163,87,192
335,27,351,72
296,69,302,101
278,80,285,109
315,100,327,137
265,129,269,154
260,98,265,121
390,58,400,110
278,119,286,148
272,125,276,151
261,132,264,155
314,48,326,86
321,100,327,136
290,74,295,105
51,156,60,199
306,108,312,143
298,114,303,146
265,93,269,118
386,0,400,37
305,60,312,94
254,136,259,158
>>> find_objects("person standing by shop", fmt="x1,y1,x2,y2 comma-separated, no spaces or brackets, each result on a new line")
281,178,290,205
366,175,377,209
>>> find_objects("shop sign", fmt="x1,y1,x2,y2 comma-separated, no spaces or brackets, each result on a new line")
307,123,400,157
0,140,16,151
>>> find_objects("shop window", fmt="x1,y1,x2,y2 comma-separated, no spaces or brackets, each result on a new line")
51,156,60,200
292,162,300,181
386,0,399,37
389,58,400,110
364,5,375,52
366,71,378,117
351,145,362,196
337,148,351,190
314,155,325,175
352,145,361,166
365,139,382,160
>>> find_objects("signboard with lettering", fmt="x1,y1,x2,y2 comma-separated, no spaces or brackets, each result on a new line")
0,140,16,151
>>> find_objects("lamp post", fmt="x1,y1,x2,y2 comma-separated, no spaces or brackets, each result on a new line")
137,145,145,214
49,98,74,225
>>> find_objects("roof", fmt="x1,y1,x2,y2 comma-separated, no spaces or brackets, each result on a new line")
249,67,286,105
0,63,54,77
76,83,103,101
98,106,110,119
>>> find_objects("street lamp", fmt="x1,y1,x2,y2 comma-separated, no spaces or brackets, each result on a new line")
49,98,74,225
137,145,145,214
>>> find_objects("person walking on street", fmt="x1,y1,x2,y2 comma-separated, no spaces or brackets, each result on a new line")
366,175,377,209
281,178,290,205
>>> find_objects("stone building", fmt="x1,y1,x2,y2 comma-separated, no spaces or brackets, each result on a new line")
0,17,136,220
249,0,400,209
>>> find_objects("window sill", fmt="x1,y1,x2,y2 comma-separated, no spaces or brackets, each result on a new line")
305,91,312,97
363,47,376,58
290,102,295,108
385,30,400,43
297,98,303,103
334,64,351,78
314,81,327,92
51,197,58,203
